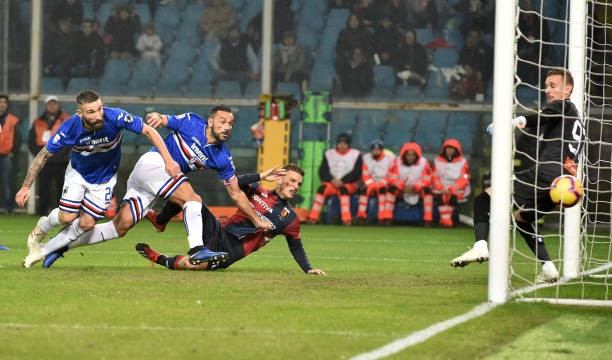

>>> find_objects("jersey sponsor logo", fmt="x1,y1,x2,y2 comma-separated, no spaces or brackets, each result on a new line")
252,194,273,213
82,136,110,146
189,142,209,164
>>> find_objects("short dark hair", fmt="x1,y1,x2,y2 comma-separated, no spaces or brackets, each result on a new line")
283,163,305,176
209,105,232,118
547,68,574,88
76,89,101,106
0,94,8,103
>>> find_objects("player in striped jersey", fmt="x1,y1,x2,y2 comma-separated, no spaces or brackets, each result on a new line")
41,106,273,268
17,89,180,268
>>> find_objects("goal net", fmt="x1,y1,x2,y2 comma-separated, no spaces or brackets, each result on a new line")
508,0,612,306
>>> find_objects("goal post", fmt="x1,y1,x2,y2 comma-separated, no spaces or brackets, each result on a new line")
487,0,516,304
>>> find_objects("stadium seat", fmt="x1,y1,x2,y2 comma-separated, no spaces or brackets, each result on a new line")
229,106,259,148
182,3,204,24
424,70,449,100
384,111,418,151
432,48,459,68
165,41,197,66
97,3,114,28
415,28,435,45
244,81,261,98
214,80,242,97
393,85,423,101
373,65,396,91
66,77,98,95
227,0,244,11
239,1,262,31
175,23,201,47
155,4,181,29
101,59,131,85
97,80,124,95
133,4,151,25
414,111,448,152
185,78,213,97
326,8,351,31
308,62,335,92
125,59,159,96
275,81,302,97
41,77,64,93
353,110,388,150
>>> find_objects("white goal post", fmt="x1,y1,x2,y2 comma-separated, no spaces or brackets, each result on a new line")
489,0,612,306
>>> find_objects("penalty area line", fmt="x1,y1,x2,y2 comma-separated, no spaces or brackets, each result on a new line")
349,302,497,360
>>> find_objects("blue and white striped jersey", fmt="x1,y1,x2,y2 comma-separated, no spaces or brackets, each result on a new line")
151,112,236,183
46,107,144,184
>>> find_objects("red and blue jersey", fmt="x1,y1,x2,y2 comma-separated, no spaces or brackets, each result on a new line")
46,107,143,184
222,184,301,257
151,112,236,184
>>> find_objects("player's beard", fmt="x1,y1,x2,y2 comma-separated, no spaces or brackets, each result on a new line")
211,128,230,143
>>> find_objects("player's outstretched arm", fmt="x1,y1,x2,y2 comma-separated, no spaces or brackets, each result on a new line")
145,112,168,128
225,181,273,231
15,147,53,207
141,124,181,177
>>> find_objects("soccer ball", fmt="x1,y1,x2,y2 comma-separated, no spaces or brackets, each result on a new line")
549,175,583,207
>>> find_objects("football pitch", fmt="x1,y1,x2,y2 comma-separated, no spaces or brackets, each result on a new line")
1,215,610,359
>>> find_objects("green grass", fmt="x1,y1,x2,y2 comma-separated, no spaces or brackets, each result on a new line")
0,216,610,359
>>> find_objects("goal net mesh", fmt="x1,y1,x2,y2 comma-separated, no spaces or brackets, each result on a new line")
510,0,611,305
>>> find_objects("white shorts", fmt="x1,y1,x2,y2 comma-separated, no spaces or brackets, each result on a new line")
59,163,118,220
123,151,188,222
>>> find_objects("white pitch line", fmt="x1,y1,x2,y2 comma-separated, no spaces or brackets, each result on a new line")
349,302,497,360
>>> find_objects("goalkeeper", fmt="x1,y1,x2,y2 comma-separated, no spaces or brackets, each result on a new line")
138,163,326,275
451,68,585,283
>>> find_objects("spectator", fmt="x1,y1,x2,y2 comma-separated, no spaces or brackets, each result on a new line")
431,139,471,227
458,29,493,85
247,0,295,53
413,0,443,29
273,30,309,90
136,22,163,68
351,0,381,28
383,0,411,29
448,64,485,101
372,15,402,66
27,96,71,216
393,30,429,88
517,0,551,85
335,47,374,98
199,0,237,43
209,26,259,93
105,3,141,60
336,14,373,62
0,94,20,215
388,142,434,227
356,139,395,225
73,19,107,77
52,0,84,30
308,133,362,225
459,0,495,37
43,17,79,89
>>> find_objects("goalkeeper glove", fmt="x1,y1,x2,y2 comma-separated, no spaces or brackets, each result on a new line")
486,116,527,135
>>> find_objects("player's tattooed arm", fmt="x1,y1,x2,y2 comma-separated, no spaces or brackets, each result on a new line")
15,147,53,207
22,147,53,188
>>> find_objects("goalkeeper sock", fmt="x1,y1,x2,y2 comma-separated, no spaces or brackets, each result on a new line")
515,221,551,262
